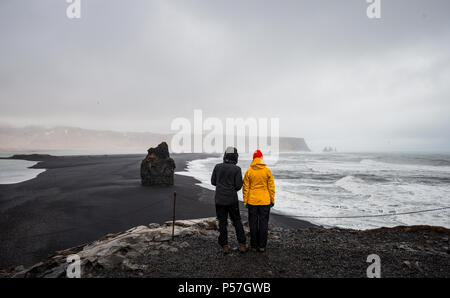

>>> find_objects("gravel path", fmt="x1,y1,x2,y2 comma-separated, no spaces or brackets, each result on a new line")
97,225,450,278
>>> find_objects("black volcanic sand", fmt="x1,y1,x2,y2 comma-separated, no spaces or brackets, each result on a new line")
0,153,313,268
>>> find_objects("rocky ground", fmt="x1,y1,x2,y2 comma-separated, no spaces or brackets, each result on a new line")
2,218,449,278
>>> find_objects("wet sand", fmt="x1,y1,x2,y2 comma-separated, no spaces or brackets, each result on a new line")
0,153,313,268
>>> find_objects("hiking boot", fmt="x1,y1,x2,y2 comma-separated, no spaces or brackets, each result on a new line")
239,244,248,253
222,245,230,254
258,248,265,253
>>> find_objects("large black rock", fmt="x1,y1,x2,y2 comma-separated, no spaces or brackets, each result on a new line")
140,142,176,186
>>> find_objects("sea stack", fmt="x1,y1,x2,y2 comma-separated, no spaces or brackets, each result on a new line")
140,142,176,186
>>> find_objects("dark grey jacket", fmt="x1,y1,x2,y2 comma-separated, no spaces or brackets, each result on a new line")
211,162,243,206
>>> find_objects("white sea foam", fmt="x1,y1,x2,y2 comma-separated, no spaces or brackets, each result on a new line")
360,158,450,173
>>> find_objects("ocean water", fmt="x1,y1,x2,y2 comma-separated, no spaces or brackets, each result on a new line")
177,152,450,230
0,159,46,184
0,150,135,184
0,151,104,184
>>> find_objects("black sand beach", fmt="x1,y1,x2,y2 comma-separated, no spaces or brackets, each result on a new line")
0,153,313,269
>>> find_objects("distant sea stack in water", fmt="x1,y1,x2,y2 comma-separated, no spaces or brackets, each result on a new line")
140,142,175,186
322,146,337,153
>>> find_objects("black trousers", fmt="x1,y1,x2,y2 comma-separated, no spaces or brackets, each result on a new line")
248,205,271,249
215,202,246,246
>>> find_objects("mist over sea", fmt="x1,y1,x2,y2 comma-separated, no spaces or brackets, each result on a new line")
179,152,450,230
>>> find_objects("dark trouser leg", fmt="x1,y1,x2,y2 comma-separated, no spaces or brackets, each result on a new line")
248,205,259,248
228,202,246,244
215,205,228,246
258,205,271,248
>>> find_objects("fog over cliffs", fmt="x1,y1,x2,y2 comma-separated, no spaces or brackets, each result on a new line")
0,125,310,153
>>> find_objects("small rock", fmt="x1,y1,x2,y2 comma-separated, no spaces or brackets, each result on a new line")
156,243,179,252
179,228,196,237
122,260,147,271
168,247,178,253
12,265,25,273
206,221,218,230
97,255,124,269
403,260,421,270
148,250,160,256
268,234,280,240
42,267,66,278
58,249,80,256
178,241,190,249
157,243,171,250
154,233,172,242
105,233,119,238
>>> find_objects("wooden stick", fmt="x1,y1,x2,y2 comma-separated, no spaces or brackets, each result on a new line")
172,191,176,241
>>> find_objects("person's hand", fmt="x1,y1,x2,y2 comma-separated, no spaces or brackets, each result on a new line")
269,203,274,208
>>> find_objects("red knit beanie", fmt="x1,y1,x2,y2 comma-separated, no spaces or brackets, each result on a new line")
253,149,263,160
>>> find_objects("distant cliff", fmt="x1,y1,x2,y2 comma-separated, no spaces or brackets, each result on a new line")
279,137,311,152
0,125,310,153
0,125,168,153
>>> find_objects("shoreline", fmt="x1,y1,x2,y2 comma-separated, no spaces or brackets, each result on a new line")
0,159,46,184
0,153,314,269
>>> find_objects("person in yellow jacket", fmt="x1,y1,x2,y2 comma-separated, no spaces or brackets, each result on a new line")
243,149,275,252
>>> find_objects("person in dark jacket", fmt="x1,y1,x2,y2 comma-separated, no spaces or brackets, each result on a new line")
211,147,248,254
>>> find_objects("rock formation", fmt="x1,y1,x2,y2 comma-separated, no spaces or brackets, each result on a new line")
140,142,175,186
8,218,220,278
322,146,337,152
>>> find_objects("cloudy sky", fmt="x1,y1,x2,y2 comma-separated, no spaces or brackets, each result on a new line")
0,0,449,152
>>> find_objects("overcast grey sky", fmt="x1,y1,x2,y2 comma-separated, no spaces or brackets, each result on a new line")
0,0,449,152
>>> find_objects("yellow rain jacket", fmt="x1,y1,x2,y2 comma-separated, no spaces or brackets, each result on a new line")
243,158,275,206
